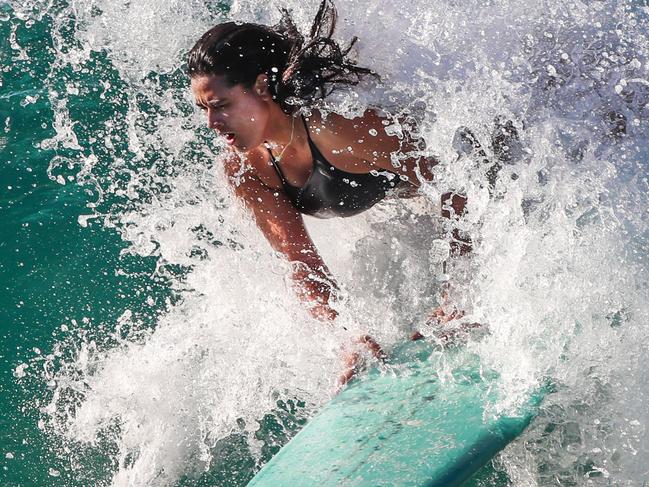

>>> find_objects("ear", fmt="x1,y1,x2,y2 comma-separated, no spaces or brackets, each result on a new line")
253,74,271,100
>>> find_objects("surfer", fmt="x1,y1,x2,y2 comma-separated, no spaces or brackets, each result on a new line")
188,1,502,381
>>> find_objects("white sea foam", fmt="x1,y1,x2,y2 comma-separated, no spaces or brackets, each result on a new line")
13,0,649,484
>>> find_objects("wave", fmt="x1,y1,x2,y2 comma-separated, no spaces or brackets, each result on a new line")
9,0,649,484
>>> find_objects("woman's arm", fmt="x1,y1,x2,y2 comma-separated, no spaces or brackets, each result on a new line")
224,153,386,384
335,111,473,325
333,110,471,254
223,154,338,320
324,109,437,186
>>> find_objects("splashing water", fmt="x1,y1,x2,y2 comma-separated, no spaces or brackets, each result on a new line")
6,0,649,485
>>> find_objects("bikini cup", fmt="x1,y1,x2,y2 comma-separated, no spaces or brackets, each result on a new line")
266,117,400,219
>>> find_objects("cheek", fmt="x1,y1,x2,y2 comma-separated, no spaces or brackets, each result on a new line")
240,101,269,135
246,100,268,126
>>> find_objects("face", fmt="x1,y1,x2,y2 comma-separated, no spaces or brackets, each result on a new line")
191,74,271,152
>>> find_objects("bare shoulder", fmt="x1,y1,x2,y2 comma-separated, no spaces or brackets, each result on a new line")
221,146,281,189
308,108,391,143
220,147,302,222
305,108,409,172
222,147,258,177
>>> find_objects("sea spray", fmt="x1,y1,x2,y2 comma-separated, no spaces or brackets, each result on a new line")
6,0,649,485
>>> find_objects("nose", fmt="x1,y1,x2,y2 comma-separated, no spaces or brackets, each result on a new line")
206,109,225,131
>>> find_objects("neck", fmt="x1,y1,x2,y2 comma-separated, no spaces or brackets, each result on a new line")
263,105,304,151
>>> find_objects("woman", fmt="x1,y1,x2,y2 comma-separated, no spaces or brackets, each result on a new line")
187,1,471,369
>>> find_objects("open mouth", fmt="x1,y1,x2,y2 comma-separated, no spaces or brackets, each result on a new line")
224,132,236,145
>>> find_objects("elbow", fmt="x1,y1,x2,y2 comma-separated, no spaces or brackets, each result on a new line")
264,218,304,259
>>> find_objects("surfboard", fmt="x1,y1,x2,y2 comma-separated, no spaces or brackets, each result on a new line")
248,339,545,487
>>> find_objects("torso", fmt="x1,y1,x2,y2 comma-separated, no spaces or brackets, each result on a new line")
250,111,376,188
243,111,404,218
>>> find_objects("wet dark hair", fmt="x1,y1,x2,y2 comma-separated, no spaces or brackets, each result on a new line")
187,0,377,112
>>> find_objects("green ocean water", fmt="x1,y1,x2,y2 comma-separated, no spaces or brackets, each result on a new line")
0,4,310,486
0,6,177,485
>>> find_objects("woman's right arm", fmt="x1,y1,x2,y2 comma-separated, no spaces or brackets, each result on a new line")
223,154,338,320
223,154,385,384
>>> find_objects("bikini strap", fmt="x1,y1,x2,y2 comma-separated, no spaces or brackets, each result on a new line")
301,115,331,165
266,116,314,191
265,143,293,191
301,115,320,151
300,115,311,140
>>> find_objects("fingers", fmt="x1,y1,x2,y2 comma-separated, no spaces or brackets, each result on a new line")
357,335,387,360
337,350,360,388
427,304,465,325
337,335,386,390
410,330,425,341
337,367,356,387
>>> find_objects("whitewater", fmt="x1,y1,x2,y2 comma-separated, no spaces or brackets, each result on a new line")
5,0,649,485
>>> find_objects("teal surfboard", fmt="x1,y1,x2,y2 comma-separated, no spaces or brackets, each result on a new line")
248,339,545,486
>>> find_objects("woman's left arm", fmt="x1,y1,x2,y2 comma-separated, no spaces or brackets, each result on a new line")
345,110,472,326
335,109,437,186
337,110,470,254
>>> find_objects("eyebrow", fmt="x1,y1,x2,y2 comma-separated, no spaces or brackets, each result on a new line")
195,98,226,107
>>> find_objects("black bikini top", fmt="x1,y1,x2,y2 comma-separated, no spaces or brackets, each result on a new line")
266,117,400,219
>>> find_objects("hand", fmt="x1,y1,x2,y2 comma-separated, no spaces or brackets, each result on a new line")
427,288,465,325
292,266,339,320
427,304,465,325
337,335,386,387
308,301,338,321
430,321,486,346
426,291,488,345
